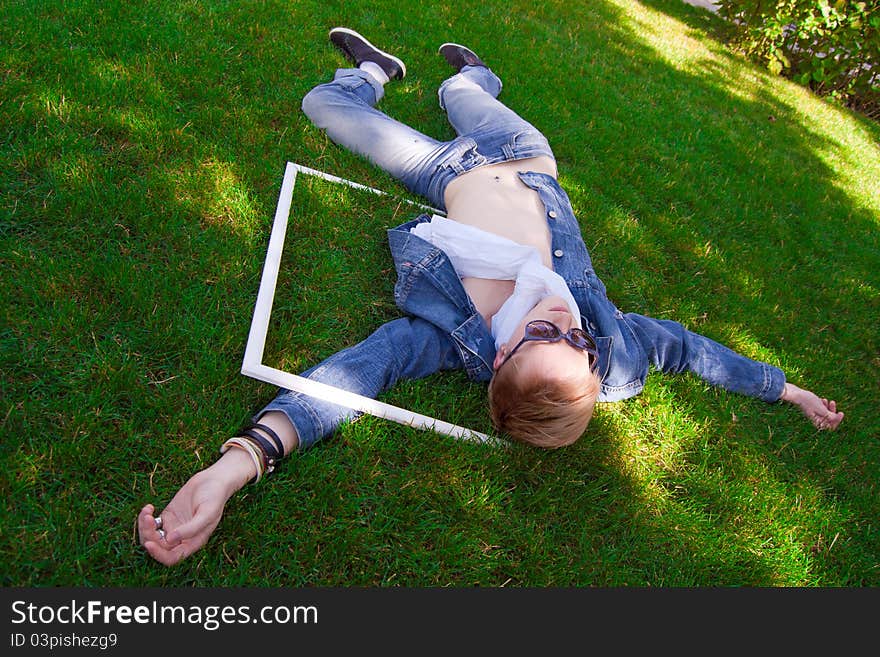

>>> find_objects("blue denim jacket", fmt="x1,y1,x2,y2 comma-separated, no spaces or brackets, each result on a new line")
262,171,786,449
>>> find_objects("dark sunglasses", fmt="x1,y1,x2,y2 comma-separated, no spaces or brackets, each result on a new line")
498,320,599,372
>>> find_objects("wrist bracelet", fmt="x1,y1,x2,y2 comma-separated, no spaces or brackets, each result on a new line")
248,422,285,458
239,428,280,474
220,437,264,484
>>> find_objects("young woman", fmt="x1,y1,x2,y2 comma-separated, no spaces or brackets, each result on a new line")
138,29,842,566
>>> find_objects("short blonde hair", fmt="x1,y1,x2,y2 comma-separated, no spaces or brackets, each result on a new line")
488,357,600,449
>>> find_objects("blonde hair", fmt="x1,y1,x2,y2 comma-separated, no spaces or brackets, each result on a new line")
488,356,600,449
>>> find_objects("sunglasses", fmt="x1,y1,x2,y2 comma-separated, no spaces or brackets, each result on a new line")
498,320,599,372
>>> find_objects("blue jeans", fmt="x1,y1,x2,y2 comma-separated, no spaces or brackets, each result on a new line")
300,65,555,210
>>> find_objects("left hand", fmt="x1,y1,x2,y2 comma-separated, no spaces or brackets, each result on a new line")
781,382,844,430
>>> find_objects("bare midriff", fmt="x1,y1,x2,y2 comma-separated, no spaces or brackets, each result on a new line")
442,155,558,327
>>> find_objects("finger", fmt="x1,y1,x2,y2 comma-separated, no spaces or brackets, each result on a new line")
827,400,837,412
819,409,844,430
137,505,160,545
143,540,188,567
138,504,155,526
164,509,215,546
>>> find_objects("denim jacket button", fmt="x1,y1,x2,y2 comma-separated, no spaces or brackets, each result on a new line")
553,249,564,257
548,210,557,219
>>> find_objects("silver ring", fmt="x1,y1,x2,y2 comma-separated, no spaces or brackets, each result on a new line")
154,516,163,530
158,528,166,540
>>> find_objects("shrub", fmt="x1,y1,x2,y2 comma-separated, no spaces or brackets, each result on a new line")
715,0,879,119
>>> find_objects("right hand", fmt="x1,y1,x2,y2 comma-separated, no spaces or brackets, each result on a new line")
138,471,230,566
138,452,252,566
137,414,296,565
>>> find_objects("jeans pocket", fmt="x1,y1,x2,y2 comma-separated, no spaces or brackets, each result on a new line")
509,129,553,158
443,138,486,175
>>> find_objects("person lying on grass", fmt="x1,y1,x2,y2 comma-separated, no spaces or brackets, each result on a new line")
138,29,843,566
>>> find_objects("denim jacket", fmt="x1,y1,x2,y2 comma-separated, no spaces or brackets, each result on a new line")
263,171,786,449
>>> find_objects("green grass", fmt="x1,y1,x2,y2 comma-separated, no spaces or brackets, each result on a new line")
1,0,878,587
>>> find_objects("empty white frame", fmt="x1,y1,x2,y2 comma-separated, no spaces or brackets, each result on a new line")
240,162,497,445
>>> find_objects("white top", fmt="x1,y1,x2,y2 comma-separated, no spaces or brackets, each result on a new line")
411,215,582,349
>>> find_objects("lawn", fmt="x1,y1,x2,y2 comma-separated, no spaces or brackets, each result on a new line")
1,0,878,587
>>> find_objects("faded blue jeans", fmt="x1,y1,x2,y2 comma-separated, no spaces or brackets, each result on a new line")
300,65,555,210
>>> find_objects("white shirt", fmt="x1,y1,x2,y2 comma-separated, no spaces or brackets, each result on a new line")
411,215,582,349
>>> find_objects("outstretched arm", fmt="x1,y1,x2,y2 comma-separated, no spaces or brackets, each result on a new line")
780,382,844,430
138,412,296,566
623,312,844,430
137,316,462,566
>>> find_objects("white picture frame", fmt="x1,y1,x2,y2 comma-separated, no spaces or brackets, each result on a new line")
240,162,497,445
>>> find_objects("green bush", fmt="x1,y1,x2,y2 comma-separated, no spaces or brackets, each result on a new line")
716,0,879,118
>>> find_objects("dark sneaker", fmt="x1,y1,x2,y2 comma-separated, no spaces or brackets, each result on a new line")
329,27,406,80
438,42,486,70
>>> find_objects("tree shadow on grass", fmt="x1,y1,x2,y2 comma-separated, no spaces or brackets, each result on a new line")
497,0,880,584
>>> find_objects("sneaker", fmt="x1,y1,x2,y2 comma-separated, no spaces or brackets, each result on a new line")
329,27,406,80
438,42,486,70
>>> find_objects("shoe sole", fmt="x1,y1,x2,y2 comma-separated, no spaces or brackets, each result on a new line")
329,27,407,79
